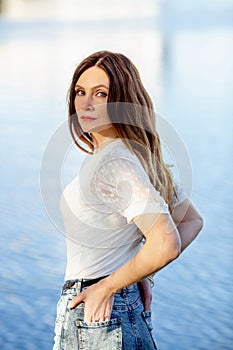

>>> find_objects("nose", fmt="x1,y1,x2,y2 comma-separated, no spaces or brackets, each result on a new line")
81,95,94,111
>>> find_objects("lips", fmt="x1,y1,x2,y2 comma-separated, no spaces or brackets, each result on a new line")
80,115,97,121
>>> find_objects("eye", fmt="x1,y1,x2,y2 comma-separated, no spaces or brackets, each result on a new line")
75,89,85,96
96,91,107,97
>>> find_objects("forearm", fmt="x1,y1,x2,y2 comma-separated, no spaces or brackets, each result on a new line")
69,215,181,320
103,228,181,295
177,218,203,252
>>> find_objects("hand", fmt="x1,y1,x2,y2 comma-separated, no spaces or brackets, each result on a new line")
68,280,114,322
138,278,152,311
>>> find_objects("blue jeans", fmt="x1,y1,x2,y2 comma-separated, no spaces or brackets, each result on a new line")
53,281,158,350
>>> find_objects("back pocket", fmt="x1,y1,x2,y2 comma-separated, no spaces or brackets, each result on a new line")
141,311,158,349
75,318,122,350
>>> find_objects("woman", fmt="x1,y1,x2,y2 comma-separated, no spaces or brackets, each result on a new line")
53,51,203,350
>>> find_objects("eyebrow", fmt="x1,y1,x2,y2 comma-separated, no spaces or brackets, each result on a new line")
75,84,109,90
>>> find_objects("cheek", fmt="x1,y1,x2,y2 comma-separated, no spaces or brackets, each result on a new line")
98,104,109,117
104,106,111,121
101,111,111,123
104,108,111,123
74,97,81,112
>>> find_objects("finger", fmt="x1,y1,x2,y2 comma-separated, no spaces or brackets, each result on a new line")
84,308,94,322
68,293,84,309
85,309,110,323
84,314,96,322
104,305,112,321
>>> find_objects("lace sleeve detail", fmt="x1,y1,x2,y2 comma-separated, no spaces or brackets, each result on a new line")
94,154,169,223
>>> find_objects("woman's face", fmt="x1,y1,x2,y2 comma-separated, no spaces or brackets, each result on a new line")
74,66,112,133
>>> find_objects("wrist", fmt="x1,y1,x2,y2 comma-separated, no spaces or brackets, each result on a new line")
146,275,155,288
98,276,118,295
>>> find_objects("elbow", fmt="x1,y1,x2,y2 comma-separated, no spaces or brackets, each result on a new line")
199,216,204,232
195,216,204,238
162,246,180,267
164,234,181,264
170,242,181,261
196,208,204,230
173,230,182,258
146,234,181,274
174,241,181,258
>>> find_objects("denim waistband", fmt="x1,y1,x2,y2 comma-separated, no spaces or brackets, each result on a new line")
62,275,108,293
61,279,137,295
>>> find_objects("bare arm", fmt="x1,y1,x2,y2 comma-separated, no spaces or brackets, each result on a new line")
104,213,181,291
137,277,153,311
137,198,203,310
69,213,181,321
171,198,204,252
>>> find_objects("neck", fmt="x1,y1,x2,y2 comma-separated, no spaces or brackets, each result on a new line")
91,127,119,150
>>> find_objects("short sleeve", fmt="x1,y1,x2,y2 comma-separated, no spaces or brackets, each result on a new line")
173,182,187,207
94,154,169,223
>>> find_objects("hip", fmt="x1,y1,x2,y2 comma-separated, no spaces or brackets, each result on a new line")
53,281,157,350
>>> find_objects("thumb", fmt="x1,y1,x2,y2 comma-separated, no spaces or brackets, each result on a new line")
68,292,85,309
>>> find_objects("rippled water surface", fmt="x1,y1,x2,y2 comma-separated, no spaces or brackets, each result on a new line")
0,6,232,350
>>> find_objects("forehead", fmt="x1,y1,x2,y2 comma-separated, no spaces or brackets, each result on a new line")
77,66,109,87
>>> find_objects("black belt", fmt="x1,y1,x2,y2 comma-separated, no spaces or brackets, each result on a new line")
62,275,108,293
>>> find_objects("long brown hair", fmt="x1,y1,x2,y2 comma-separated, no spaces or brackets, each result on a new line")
68,50,176,212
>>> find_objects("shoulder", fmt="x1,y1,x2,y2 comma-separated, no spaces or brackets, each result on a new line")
94,140,149,188
100,139,142,169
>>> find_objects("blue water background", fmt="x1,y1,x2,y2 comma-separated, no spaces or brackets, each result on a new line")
0,2,232,349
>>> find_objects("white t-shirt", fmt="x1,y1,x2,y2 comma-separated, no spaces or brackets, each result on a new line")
60,139,185,280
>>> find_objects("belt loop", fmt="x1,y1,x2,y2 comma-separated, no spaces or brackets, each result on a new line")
80,279,84,292
75,280,82,294
121,287,126,298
